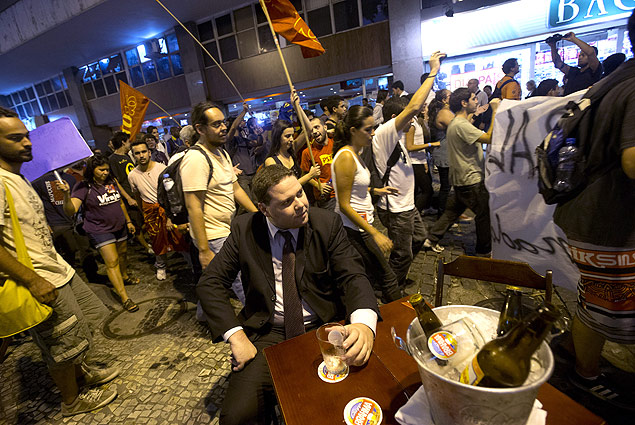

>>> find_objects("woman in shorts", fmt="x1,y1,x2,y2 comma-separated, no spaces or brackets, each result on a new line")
331,105,402,303
59,153,139,312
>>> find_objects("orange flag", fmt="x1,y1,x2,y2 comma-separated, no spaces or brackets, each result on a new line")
119,81,150,141
262,0,325,58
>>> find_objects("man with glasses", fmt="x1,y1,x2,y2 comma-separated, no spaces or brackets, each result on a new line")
181,102,257,305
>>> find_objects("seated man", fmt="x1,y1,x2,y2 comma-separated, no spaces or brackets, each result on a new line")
197,165,379,425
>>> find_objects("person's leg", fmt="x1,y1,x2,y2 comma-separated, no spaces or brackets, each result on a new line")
219,327,285,425
572,315,606,378
116,239,129,281
462,182,492,255
427,191,465,243
66,273,109,331
411,209,427,258
52,225,76,266
98,243,130,303
377,208,415,286
356,229,402,302
437,167,451,218
49,365,79,404
74,233,100,281
209,237,245,304
413,164,433,212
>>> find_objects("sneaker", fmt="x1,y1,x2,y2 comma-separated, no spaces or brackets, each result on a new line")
423,239,444,253
79,363,120,388
569,372,635,411
156,268,167,281
61,386,117,416
474,251,492,258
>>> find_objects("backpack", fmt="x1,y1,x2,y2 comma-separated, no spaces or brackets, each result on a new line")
490,78,515,100
359,140,402,205
157,145,221,225
535,62,635,205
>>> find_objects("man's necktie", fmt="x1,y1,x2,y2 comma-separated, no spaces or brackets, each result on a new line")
280,231,304,339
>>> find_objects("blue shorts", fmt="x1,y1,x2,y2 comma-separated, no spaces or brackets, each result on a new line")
88,227,128,249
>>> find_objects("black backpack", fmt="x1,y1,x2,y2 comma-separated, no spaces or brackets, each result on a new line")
157,145,221,225
359,140,402,205
535,62,635,205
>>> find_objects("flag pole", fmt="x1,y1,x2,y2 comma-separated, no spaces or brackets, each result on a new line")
147,98,182,129
154,0,245,102
258,0,320,188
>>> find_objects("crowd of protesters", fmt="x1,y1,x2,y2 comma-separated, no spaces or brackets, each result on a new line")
1,11,634,421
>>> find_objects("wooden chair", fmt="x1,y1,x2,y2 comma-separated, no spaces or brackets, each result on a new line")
433,255,553,307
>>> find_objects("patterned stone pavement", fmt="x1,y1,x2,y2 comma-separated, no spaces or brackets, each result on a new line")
1,211,633,424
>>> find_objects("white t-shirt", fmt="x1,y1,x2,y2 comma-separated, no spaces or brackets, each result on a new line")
332,147,374,231
180,144,237,241
409,120,428,165
128,162,167,204
0,168,74,288
372,118,415,212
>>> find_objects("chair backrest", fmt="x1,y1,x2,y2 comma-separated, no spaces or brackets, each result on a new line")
434,255,553,307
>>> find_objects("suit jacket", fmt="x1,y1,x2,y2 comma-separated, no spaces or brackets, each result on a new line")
197,208,379,343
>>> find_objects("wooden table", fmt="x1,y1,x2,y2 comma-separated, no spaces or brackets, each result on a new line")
265,298,606,425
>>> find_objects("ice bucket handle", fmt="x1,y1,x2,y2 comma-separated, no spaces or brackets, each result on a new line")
391,326,411,356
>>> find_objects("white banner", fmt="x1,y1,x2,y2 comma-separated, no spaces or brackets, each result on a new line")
485,93,584,292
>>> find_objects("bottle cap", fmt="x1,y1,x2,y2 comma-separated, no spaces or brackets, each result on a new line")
409,293,423,304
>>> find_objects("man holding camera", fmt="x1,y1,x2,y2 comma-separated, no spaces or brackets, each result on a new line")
547,31,602,96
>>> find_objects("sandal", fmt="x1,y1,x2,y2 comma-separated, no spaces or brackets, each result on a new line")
122,299,139,312
122,275,140,285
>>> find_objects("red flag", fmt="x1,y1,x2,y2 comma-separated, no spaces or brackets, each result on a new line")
119,81,150,141
262,0,325,58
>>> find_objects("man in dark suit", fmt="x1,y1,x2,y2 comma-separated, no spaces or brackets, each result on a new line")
197,164,379,425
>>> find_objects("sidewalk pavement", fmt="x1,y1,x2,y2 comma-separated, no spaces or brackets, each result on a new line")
0,212,633,424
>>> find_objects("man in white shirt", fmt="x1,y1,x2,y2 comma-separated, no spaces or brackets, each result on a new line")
197,165,378,425
374,51,445,287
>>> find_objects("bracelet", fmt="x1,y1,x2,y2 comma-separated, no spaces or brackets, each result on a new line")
427,74,437,79
126,221,132,224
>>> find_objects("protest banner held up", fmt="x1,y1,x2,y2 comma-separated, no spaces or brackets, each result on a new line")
485,93,585,292
119,81,150,141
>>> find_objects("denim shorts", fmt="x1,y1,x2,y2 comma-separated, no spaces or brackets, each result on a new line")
88,227,128,249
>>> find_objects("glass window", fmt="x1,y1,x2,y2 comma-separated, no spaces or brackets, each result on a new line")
115,72,128,87
142,61,158,84
56,92,68,109
16,105,26,119
137,44,151,63
158,38,168,54
198,21,214,41
0,95,12,108
52,77,62,92
306,0,328,10
86,63,102,81
11,94,20,105
30,100,40,115
26,87,36,100
216,14,233,37
234,6,254,32
61,75,68,89
47,94,59,110
308,7,332,37
104,75,117,94
19,90,28,103
362,0,388,25
170,54,183,75
65,90,72,106
83,83,95,100
334,0,359,32
202,41,219,67
35,83,45,97
24,102,33,117
290,0,303,11
219,36,239,62
258,25,275,53
156,56,172,80
255,3,266,24
237,29,258,58
99,54,123,75
125,48,139,66
40,97,51,114
130,66,144,87
166,33,179,52
93,79,106,98
44,80,54,94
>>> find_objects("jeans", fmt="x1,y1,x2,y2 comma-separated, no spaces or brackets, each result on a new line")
428,181,492,254
209,236,245,305
344,227,402,302
413,164,433,212
377,207,427,286
436,167,451,217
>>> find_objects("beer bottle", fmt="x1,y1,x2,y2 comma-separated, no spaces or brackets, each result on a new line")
409,293,443,338
460,302,560,388
496,286,524,336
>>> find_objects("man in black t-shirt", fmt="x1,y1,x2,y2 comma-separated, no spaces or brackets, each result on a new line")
548,32,602,96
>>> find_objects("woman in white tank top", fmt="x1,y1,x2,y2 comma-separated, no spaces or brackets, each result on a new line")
331,105,402,302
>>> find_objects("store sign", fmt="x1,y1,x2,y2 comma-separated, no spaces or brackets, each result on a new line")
449,68,505,92
549,0,635,28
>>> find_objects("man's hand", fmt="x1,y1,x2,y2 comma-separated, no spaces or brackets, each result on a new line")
319,182,332,198
428,51,447,73
27,276,58,305
228,330,258,372
199,249,214,269
342,323,375,366
563,31,576,42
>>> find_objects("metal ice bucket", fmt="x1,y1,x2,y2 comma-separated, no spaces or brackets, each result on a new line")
405,305,554,425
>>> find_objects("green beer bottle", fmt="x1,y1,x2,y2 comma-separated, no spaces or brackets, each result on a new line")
496,286,524,336
409,293,443,338
460,302,560,388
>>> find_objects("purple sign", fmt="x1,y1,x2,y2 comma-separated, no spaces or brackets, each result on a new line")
21,118,93,182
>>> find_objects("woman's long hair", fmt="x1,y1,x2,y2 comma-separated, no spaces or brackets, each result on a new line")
427,89,450,142
266,119,293,159
84,153,113,186
333,105,373,155
529,79,559,97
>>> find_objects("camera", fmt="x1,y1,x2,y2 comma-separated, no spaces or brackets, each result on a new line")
545,34,563,44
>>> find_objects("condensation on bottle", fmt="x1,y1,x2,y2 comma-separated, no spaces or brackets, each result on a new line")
162,174,183,215
553,138,578,192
